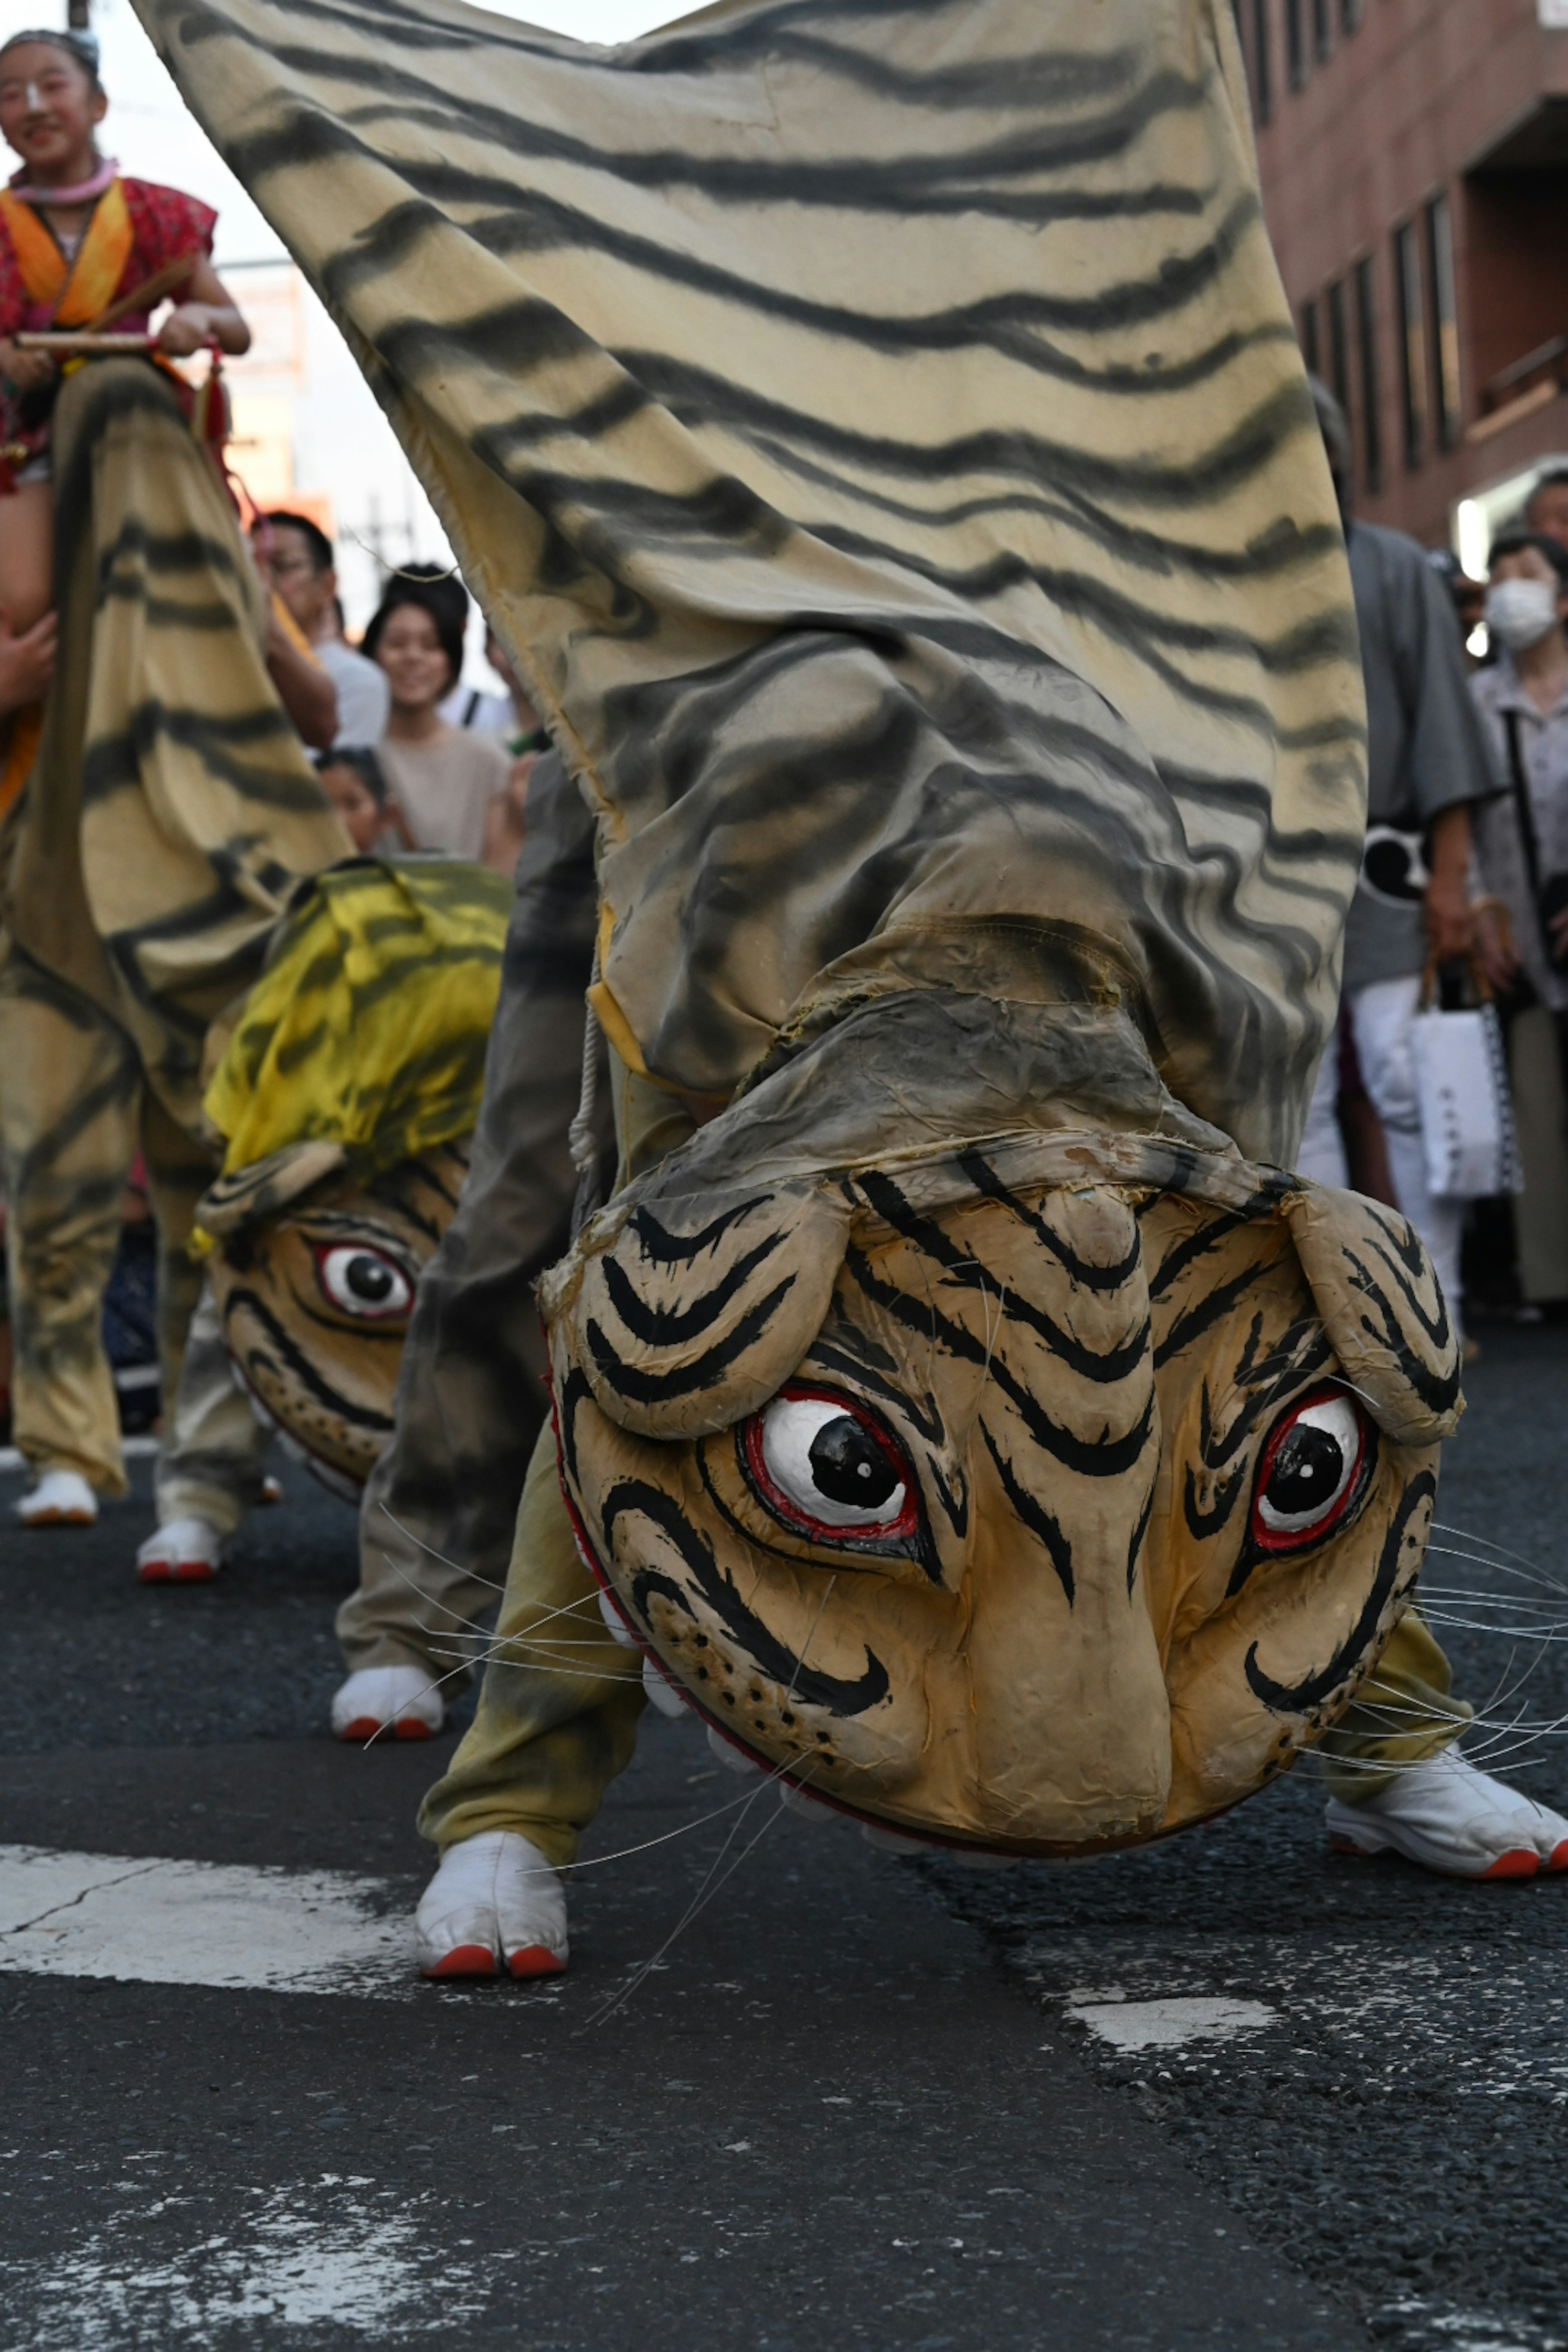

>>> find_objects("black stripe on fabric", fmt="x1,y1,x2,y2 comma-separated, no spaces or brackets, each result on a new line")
628,1198,773,1265
857,1170,1151,1386
222,45,1216,222
843,1243,1157,1479
955,1154,1146,1293
584,1275,798,1406
979,1421,1074,1604
81,704,324,813
1148,1209,1252,1301
225,1285,396,1434
1126,1474,1158,1594
604,1479,892,1717
599,1231,787,1349
1245,1472,1434,1715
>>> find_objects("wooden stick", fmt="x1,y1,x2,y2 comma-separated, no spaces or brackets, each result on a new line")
85,252,198,335
13,331,156,354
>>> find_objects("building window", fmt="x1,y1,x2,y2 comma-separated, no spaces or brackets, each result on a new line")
1394,222,1427,470
1285,0,1306,89
1426,193,1462,448
1354,255,1383,493
1301,296,1321,378
1251,0,1273,121
1326,276,1351,424
1312,0,1332,61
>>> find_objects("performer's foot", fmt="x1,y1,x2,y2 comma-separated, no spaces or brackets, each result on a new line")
18,1469,98,1527
331,1664,444,1742
1326,1748,1568,1880
136,1517,224,1583
414,1830,568,1980
260,1474,283,1506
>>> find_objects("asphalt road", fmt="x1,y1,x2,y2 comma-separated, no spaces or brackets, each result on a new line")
0,1323,1565,2352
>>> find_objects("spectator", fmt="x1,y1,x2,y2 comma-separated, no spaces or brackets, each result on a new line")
1297,379,1499,1343
253,510,390,748
363,581,508,861
1470,530,1568,1309
315,745,413,855
1524,467,1568,555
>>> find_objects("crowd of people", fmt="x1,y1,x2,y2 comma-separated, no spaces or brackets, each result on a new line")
1298,384,1568,1351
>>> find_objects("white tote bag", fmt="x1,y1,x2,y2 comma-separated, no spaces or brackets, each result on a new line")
1409,990,1522,1201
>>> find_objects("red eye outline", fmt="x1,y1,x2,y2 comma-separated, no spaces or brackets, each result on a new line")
1249,1385,1372,1556
310,1242,414,1323
740,1384,920,1548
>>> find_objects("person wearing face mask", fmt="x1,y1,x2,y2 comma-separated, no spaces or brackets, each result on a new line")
1296,382,1499,1350
1470,532,1568,1310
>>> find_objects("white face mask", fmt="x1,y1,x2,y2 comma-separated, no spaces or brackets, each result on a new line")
1484,576,1562,654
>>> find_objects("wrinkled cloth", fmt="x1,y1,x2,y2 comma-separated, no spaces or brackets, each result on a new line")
135,0,1364,1167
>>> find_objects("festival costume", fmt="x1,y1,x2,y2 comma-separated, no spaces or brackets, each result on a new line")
141,0,1556,1877
0,345,348,1495
194,857,510,1498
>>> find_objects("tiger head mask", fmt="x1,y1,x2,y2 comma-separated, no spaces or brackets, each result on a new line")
541,1001,1461,1859
198,1139,469,1498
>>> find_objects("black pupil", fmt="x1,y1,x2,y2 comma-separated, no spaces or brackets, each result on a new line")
346,1256,395,1303
1265,1424,1346,1518
808,1416,898,1511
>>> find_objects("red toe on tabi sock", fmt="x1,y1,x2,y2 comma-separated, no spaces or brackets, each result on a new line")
137,1560,173,1584
507,1945,566,1980
338,1718,380,1742
1477,1850,1540,1881
393,1717,434,1741
1547,1841,1568,1874
422,1944,499,1979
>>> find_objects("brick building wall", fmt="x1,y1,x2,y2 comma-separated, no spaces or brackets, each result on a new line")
1242,0,1568,551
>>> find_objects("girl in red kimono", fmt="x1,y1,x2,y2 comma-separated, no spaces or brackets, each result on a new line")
0,27,251,650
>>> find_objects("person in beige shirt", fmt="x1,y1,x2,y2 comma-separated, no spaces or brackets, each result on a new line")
365,580,508,862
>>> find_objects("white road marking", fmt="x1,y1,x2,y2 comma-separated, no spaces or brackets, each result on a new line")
1067,1993,1276,2051
0,1845,415,1999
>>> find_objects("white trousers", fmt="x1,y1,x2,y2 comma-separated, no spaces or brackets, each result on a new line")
1296,977,1464,1335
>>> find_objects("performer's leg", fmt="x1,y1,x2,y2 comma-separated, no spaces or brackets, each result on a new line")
411,1425,646,1978
1319,1611,1471,1798
336,749,611,1737
1348,976,1465,1334
1321,1610,1568,1877
0,952,139,1506
142,1280,274,1580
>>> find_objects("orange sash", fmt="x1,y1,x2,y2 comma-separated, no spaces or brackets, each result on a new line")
0,178,134,326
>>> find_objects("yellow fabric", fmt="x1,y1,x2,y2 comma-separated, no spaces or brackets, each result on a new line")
0,179,134,323
203,857,511,1183
1318,1610,1472,1803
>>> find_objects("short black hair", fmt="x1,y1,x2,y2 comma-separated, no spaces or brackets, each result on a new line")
314,744,388,807
0,29,103,98
1488,530,1568,589
395,561,470,638
1526,467,1568,513
361,582,466,697
255,509,334,573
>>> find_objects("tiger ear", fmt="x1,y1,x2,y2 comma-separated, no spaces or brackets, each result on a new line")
196,1140,348,1237
1280,1183,1463,1444
545,1177,852,1440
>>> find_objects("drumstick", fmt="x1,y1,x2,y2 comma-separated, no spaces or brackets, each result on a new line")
14,330,157,354
85,251,199,334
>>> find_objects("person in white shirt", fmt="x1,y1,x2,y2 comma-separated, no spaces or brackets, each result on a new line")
252,510,390,748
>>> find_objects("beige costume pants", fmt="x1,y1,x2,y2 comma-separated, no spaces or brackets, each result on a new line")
0,950,209,1496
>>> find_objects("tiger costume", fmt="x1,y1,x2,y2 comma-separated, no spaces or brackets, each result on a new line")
136,0,1566,1933
192,857,510,1497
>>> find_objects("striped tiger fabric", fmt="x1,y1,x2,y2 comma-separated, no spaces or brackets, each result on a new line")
0,356,348,1134
134,0,1362,1164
